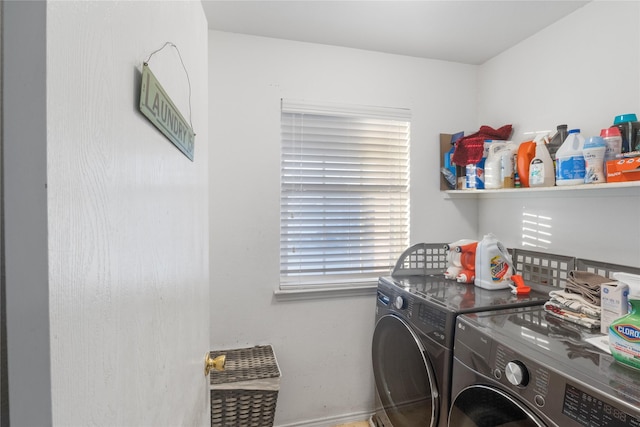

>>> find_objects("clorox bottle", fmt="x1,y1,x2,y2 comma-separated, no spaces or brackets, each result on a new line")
556,129,586,186
474,233,513,290
609,273,640,371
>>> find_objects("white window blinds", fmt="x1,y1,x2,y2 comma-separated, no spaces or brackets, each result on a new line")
280,99,410,289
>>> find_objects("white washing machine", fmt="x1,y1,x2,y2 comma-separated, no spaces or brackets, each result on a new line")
372,244,552,427
450,306,640,426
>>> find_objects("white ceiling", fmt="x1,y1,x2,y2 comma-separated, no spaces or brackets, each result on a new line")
202,1,589,65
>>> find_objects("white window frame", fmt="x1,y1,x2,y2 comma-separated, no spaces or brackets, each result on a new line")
278,99,410,297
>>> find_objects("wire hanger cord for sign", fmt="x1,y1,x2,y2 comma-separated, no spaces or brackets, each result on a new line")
144,42,194,132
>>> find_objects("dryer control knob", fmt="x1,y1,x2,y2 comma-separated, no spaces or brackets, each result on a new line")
505,361,529,387
394,296,406,310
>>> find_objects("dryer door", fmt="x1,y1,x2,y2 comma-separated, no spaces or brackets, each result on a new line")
372,314,439,427
448,385,546,427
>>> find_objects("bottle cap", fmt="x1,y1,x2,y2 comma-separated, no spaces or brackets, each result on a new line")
613,113,638,125
584,136,605,148
600,127,621,138
568,129,580,134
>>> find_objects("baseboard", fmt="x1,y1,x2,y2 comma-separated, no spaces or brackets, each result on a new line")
275,410,374,427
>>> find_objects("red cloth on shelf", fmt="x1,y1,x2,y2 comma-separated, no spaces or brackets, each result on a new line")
451,124,513,166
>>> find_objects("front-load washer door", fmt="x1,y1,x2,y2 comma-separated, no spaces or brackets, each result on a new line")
448,385,546,427
372,314,439,427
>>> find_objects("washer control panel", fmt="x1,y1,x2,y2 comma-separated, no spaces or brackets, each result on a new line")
562,384,639,427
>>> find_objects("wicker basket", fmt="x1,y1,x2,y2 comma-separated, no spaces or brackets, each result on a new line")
209,345,281,427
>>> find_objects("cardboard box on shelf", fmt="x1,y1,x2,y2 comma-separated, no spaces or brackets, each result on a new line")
606,157,640,183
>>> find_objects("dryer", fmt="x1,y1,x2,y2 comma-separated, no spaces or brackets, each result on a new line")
372,244,551,427
450,306,640,426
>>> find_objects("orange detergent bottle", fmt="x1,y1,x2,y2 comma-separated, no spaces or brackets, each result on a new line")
517,141,536,187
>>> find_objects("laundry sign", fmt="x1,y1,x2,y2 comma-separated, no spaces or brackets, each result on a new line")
139,63,195,161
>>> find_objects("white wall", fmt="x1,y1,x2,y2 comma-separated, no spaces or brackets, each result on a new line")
208,32,478,425
477,1,640,265
45,2,209,426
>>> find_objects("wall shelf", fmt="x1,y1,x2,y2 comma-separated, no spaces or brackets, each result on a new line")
442,181,640,198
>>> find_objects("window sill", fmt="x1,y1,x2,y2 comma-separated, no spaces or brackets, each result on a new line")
273,282,377,301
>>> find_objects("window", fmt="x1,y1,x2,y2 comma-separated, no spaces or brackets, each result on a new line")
280,99,410,291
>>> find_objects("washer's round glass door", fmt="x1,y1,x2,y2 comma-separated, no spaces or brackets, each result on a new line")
448,385,546,427
372,314,438,427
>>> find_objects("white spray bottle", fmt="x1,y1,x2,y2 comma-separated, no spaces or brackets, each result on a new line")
528,134,555,187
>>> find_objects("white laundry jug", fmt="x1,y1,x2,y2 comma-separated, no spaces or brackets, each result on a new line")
484,143,508,189
474,233,513,290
